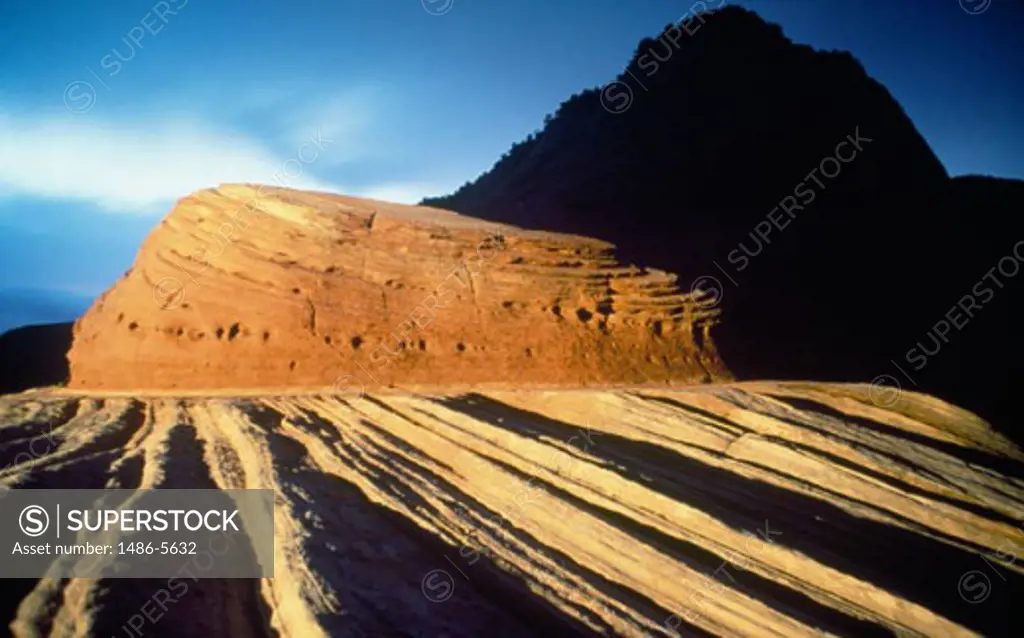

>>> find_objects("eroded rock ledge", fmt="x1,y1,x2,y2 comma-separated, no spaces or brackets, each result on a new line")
68,184,729,390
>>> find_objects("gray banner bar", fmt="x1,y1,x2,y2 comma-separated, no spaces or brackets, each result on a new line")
1,489,274,578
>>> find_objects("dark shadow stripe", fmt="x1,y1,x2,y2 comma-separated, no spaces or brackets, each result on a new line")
766,433,1022,528
239,401,603,637
0,398,79,441
354,396,714,637
767,394,1024,480
326,401,459,475
440,394,1023,637
639,395,756,435
86,419,275,638
647,392,1024,528
478,448,893,636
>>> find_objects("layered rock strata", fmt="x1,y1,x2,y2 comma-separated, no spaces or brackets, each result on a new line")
2,382,1022,636
68,185,727,390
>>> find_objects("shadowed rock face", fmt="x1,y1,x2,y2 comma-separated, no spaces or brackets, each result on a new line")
67,185,728,390
0,323,73,394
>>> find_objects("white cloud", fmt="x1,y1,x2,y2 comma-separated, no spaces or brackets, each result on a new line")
354,182,446,205
202,82,385,167
281,88,380,163
0,111,345,215
0,83,456,214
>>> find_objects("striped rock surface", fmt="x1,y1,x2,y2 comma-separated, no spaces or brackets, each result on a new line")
2,381,1022,637
67,185,727,390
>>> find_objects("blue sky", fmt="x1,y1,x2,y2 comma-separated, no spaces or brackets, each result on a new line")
0,0,1022,331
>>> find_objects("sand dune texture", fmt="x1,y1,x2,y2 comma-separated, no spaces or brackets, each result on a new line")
68,185,727,390
2,381,1023,637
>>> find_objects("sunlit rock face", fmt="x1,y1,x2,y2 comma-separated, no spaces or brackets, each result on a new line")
68,184,728,390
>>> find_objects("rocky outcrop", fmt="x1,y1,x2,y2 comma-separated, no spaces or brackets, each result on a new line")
0,323,73,394
67,184,728,390
2,382,1022,636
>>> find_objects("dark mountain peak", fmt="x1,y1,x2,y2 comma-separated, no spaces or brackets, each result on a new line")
620,16,874,111
424,8,947,231
627,5,788,66
422,7,1024,435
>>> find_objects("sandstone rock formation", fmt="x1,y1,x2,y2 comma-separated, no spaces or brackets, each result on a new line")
67,184,727,391
2,382,1023,636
